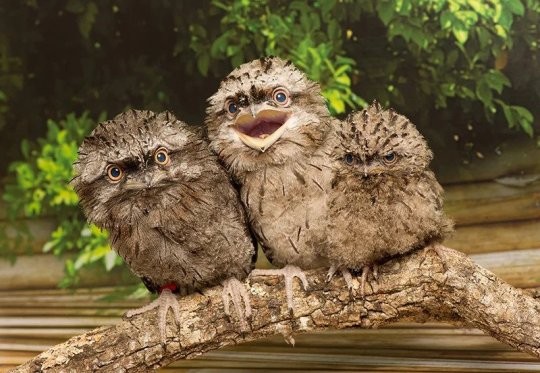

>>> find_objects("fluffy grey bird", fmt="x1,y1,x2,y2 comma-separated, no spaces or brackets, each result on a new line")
205,56,334,312
327,103,453,295
72,110,255,340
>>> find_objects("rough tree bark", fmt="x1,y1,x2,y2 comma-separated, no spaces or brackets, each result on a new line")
11,246,540,372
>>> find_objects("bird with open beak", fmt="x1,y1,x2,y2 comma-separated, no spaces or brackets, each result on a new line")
205,56,335,313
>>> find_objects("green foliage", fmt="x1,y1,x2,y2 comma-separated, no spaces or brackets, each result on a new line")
363,0,536,135
191,0,365,114
2,112,123,287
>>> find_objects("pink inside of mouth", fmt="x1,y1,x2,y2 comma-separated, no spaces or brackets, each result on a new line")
236,115,287,139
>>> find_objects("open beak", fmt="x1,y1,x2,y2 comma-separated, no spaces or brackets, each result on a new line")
233,106,290,152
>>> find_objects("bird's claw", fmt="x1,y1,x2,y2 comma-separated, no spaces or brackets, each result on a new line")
425,243,448,271
327,265,354,298
359,264,379,298
125,288,181,343
251,265,309,314
222,277,252,332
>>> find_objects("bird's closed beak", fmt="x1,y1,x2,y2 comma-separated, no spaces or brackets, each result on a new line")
233,104,290,152
123,180,147,190
124,173,153,190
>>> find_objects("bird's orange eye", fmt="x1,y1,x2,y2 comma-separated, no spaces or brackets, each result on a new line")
272,87,290,106
154,147,170,165
106,164,124,183
382,152,397,165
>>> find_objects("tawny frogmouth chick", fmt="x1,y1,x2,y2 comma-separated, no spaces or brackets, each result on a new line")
327,103,453,296
205,57,335,312
72,110,255,340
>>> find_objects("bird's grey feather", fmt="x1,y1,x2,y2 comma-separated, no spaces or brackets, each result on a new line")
206,57,333,269
73,110,255,294
326,103,454,269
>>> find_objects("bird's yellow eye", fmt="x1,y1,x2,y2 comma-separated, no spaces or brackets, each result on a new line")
106,164,124,183
382,152,397,165
272,87,290,106
154,147,170,165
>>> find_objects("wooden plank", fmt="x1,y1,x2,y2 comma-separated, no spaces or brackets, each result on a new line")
433,136,540,185
0,316,118,328
0,307,126,317
0,255,139,290
444,180,540,226
171,351,540,371
0,219,56,254
445,219,540,254
471,249,540,288
0,328,88,339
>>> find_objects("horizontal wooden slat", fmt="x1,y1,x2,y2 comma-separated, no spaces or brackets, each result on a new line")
0,255,138,290
444,180,540,226
470,248,540,288
0,316,118,328
445,219,540,254
0,218,56,254
433,137,540,185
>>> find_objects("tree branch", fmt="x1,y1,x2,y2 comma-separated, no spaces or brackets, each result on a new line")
11,246,540,372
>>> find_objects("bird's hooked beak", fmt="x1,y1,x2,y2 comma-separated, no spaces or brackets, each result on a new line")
233,104,290,152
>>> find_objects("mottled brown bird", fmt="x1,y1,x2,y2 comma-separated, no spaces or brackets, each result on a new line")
72,110,255,340
205,57,334,311
327,103,453,295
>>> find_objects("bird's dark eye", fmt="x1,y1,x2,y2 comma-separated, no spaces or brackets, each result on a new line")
154,147,170,165
272,87,290,106
226,100,238,114
383,152,397,164
106,164,124,183
344,153,354,165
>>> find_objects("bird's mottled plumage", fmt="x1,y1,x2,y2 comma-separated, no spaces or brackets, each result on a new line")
73,110,255,336
206,57,333,310
327,103,453,275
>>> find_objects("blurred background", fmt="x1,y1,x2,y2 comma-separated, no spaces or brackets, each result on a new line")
1,0,539,371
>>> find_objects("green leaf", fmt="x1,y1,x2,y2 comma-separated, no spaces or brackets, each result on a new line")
441,83,456,97
78,2,98,39
440,10,453,29
104,249,118,271
377,0,395,26
65,0,85,13
452,21,469,44
506,0,525,16
476,27,491,49
42,241,55,253
514,106,533,123
197,53,210,76
483,70,511,94
475,80,493,106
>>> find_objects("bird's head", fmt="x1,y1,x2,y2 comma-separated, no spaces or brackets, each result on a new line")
206,56,330,174
334,102,432,181
72,110,207,228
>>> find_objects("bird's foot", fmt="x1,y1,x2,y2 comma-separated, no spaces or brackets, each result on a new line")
327,265,354,298
125,288,181,342
250,265,309,315
425,243,448,271
359,263,378,298
221,277,252,332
